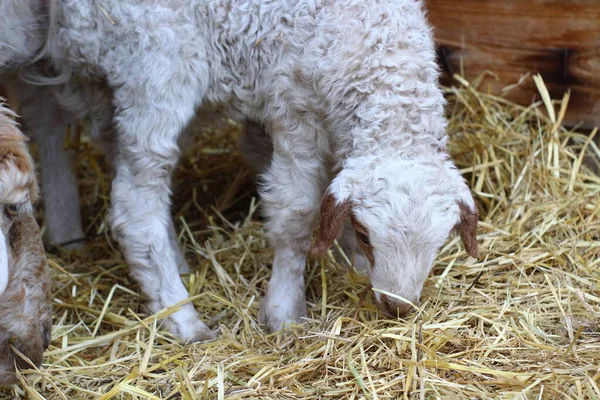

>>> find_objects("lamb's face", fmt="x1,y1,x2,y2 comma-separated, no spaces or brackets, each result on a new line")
349,183,476,316
0,106,51,384
313,158,478,317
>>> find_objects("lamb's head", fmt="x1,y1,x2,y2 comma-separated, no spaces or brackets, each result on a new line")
0,104,51,384
0,0,47,71
313,154,478,317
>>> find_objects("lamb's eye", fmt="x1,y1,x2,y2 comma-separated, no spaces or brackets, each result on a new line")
356,231,370,246
5,205,18,217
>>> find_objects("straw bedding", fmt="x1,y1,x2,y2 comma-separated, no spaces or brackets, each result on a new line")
3,75,599,399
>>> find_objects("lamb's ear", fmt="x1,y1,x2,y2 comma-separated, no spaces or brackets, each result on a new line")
455,201,479,259
311,193,351,256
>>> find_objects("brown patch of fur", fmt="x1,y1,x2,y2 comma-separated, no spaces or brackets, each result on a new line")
0,213,52,377
349,214,375,266
0,103,49,382
456,202,479,259
0,104,38,201
311,193,352,256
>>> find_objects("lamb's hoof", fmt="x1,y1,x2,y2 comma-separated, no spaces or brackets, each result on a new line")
187,327,217,343
258,299,307,333
177,320,216,343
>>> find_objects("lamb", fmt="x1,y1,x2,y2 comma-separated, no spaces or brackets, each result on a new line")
0,102,52,384
4,0,478,338
0,82,85,249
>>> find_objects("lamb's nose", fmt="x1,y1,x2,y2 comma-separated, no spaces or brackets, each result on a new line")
376,295,414,318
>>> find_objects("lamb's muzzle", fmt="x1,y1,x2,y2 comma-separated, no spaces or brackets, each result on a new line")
376,294,414,318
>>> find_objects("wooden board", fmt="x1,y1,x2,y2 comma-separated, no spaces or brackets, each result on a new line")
426,0,600,128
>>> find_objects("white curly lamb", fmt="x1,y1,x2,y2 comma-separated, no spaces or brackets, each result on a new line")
2,0,478,339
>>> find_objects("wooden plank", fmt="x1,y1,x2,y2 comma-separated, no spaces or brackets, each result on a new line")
426,0,600,128
427,0,600,49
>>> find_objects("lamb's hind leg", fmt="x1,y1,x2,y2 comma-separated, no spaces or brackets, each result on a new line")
9,82,85,248
89,98,192,276
104,134,192,275
107,58,212,342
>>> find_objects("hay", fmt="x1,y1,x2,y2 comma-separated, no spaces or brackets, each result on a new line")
3,74,600,399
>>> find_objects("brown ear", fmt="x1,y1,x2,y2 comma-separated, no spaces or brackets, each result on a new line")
311,193,351,257
456,202,479,259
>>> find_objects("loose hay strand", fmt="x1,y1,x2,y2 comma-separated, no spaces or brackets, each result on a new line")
3,74,600,399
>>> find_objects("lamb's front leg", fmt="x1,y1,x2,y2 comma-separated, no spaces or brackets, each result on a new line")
109,81,212,342
258,120,328,332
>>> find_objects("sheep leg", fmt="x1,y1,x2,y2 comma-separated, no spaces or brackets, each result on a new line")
111,137,209,342
109,79,211,342
10,82,85,248
167,220,191,275
258,118,329,332
97,123,192,276
238,120,369,273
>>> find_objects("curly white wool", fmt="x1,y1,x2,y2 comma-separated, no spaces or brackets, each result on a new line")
2,0,478,336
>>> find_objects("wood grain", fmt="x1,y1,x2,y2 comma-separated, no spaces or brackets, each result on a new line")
426,0,600,127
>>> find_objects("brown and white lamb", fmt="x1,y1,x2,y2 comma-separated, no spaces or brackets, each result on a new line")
0,102,52,384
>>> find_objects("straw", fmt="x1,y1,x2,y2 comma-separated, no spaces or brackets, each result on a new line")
3,74,599,399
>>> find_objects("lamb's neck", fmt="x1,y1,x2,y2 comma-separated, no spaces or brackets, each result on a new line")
332,122,449,170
